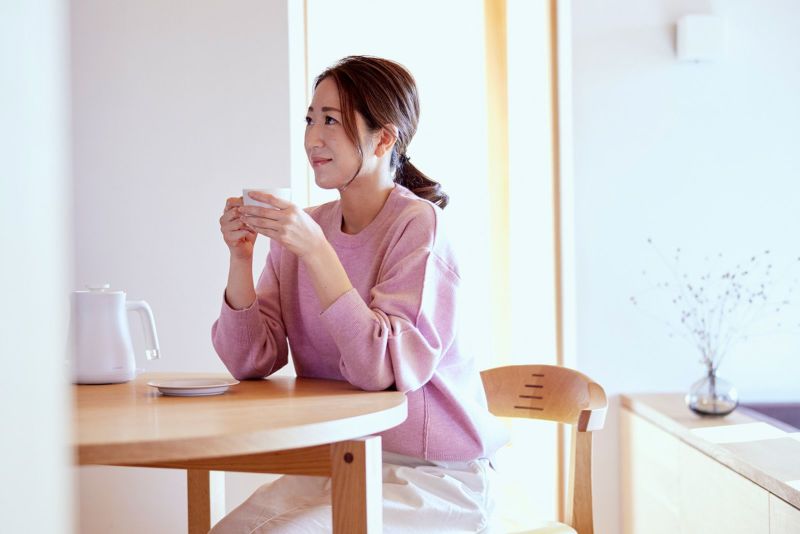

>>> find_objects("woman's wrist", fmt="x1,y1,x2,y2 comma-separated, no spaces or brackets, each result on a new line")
302,237,331,264
301,241,353,310
229,251,253,266
226,256,256,310
302,239,342,278
224,287,256,310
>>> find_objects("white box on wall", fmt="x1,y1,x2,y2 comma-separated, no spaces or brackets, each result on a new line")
677,14,726,62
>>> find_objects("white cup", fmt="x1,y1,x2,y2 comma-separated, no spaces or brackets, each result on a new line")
242,187,292,209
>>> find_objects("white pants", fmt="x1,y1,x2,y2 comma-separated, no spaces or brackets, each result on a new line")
210,452,497,533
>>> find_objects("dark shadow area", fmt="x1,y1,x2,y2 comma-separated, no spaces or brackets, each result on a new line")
740,403,800,432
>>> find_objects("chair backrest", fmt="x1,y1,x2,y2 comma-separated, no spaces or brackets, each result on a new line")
480,364,607,534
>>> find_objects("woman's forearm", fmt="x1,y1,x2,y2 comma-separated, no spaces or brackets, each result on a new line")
225,256,257,310
302,241,354,310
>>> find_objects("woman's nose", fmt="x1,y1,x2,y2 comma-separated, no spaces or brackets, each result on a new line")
305,124,324,149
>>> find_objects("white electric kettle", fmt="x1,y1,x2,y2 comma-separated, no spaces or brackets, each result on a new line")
69,284,161,384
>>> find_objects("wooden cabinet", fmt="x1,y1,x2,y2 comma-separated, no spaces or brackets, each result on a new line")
771,494,800,534
621,409,681,534
622,409,790,534
677,434,769,534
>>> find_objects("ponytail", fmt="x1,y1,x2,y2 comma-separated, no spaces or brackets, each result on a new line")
393,153,449,209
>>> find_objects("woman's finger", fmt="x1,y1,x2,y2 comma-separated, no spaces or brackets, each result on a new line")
253,227,279,239
220,206,246,225
225,229,255,243
245,217,286,233
224,196,243,212
242,216,281,233
225,218,256,232
239,205,283,221
247,192,292,210
240,214,280,229
222,218,250,233
243,222,277,240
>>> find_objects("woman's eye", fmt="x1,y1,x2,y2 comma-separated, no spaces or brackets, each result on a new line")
305,116,312,125
324,116,338,125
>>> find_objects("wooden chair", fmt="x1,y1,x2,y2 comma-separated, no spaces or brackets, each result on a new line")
481,364,608,534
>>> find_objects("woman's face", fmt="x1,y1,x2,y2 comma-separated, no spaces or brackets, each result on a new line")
305,77,371,190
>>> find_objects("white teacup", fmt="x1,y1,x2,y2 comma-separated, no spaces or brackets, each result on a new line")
242,187,292,209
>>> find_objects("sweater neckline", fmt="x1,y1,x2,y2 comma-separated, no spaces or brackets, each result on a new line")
329,185,402,248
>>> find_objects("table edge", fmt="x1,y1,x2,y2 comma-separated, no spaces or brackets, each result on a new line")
77,397,407,466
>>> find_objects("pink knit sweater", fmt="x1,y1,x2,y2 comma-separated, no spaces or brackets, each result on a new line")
212,185,508,461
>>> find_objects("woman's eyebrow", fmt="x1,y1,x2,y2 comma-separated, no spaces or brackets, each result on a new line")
307,106,342,113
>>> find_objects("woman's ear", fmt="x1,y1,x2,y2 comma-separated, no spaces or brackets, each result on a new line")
373,125,399,158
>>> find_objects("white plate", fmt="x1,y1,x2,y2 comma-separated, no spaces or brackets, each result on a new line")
147,378,240,397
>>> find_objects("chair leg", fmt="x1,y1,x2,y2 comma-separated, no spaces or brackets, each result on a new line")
567,430,594,534
330,437,382,533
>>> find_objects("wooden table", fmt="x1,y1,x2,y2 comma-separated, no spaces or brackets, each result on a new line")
74,373,407,533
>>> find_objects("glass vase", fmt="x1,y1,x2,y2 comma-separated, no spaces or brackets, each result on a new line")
685,365,739,416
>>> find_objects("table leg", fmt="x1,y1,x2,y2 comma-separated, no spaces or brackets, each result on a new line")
330,436,382,533
187,469,226,533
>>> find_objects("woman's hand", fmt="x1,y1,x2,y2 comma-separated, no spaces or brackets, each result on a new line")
219,196,256,261
240,192,327,259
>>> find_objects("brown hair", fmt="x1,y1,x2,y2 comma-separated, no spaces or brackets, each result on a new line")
314,55,449,209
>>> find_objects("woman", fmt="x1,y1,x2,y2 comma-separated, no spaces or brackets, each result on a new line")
212,55,507,533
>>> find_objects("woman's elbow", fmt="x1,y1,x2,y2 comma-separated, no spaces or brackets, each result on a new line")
229,368,262,381
341,364,394,391
357,378,395,391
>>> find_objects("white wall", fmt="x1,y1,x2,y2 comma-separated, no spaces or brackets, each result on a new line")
571,1,800,532
71,1,297,531
304,2,565,527
304,0,497,373
0,0,72,532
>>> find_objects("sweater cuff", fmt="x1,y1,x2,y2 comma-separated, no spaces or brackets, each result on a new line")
218,292,263,338
319,288,373,343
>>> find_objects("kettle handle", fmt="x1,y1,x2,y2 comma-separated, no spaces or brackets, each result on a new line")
126,300,161,360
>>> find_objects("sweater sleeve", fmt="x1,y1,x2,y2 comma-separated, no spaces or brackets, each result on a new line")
211,240,289,380
319,207,459,392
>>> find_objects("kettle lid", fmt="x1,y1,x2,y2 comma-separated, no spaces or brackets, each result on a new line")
75,283,125,295
87,283,111,291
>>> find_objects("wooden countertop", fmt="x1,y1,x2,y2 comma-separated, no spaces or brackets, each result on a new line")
621,394,800,509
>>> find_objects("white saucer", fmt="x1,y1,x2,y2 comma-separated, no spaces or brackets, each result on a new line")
147,378,240,397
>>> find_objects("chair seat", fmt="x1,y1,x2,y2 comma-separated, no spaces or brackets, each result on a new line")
509,521,577,534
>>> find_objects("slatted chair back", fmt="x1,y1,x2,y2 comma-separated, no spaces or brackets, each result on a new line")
481,364,607,534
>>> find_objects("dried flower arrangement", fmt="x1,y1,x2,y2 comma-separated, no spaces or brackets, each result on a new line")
631,239,800,374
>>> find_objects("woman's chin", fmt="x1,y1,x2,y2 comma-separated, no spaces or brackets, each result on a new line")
314,180,338,190
314,174,348,190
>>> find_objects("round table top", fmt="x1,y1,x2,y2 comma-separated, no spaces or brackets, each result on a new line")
74,373,407,465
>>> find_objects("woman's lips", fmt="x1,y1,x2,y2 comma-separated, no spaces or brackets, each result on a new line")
312,158,332,168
